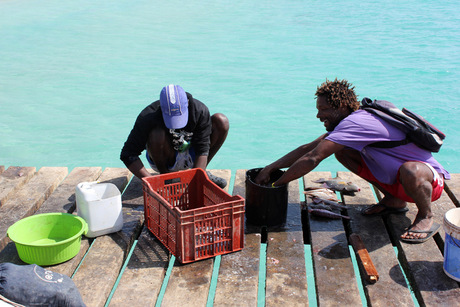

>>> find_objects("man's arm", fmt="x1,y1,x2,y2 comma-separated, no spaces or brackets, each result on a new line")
127,159,152,179
194,155,208,170
255,134,327,184
272,139,345,186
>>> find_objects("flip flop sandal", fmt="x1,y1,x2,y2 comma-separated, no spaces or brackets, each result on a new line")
400,223,440,244
361,203,409,216
206,171,227,189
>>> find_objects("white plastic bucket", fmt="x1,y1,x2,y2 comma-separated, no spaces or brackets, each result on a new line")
443,208,460,282
75,182,123,238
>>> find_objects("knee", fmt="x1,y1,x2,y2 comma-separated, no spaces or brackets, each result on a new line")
211,113,229,133
399,162,433,188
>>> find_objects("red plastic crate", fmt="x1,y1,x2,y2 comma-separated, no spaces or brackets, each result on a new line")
142,168,245,264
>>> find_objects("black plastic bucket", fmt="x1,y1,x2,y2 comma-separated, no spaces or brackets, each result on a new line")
245,168,288,226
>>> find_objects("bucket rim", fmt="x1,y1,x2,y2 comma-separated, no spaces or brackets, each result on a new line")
7,213,87,247
245,168,287,188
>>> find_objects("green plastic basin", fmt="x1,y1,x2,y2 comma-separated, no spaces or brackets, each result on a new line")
7,213,88,266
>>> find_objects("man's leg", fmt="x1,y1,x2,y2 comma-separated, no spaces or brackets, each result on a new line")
146,127,175,174
334,148,407,213
398,162,435,240
208,113,229,164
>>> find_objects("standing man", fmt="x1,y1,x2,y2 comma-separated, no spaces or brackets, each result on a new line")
256,79,449,243
120,84,229,188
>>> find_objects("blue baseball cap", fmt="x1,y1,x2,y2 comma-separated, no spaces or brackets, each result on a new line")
160,84,189,129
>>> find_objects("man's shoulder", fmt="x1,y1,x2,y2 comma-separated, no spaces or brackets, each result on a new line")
342,109,383,126
136,100,161,119
188,94,210,116
333,109,392,136
347,109,372,118
188,94,207,108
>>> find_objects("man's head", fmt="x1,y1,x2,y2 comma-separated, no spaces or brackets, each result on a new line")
160,84,189,129
315,79,359,131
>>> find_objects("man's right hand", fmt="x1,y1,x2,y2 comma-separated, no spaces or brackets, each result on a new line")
255,167,272,185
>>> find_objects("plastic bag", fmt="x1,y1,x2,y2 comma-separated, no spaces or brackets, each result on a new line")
0,263,85,307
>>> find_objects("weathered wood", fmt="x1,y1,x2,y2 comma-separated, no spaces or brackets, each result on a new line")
0,236,90,276
338,172,414,306
373,176,456,248
109,228,168,306
428,188,458,247
0,240,23,264
265,179,308,306
2,167,460,306
0,167,101,276
0,168,129,278
372,180,460,305
72,173,144,307
214,169,260,307
349,234,379,283
386,212,460,306
109,169,167,307
431,175,460,244
0,167,67,250
49,168,130,277
35,167,102,214
444,173,460,207
161,170,232,307
96,167,132,193
0,166,36,207
303,171,361,305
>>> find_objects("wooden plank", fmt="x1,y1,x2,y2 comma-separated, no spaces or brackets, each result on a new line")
349,234,379,283
109,228,168,306
161,170,232,307
338,171,414,306
444,173,460,207
0,167,101,275
0,168,130,278
214,169,261,307
303,171,361,305
72,171,143,307
0,166,36,207
49,168,130,277
373,174,460,305
0,167,68,250
265,179,308,306
427,183,458,246
96,167,133,194
35,167,102,214
385,208,460,305
375,174,456,246
108,169,168,307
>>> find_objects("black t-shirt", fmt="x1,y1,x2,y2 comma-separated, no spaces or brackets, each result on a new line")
120,92,212,167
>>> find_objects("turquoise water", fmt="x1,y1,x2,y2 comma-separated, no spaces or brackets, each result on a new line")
1,0,459,173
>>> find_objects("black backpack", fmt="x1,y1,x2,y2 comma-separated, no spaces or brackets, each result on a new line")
361,97,446,152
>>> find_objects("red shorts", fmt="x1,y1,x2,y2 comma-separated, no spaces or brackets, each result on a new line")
357,160,444,203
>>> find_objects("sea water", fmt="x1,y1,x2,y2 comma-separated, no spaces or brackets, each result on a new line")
1,0,459,173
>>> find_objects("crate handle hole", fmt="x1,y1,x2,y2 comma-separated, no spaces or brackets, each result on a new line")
165,178,181,184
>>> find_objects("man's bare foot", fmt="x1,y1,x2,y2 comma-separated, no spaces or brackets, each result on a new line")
400,217,436,241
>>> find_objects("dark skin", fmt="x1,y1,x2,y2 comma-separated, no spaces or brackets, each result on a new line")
256,95,437,241
127,113,229,179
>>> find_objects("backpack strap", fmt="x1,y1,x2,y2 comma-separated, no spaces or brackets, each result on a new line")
361,98,411,149
368,139,410,148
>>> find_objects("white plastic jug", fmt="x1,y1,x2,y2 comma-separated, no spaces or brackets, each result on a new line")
75,181,123,238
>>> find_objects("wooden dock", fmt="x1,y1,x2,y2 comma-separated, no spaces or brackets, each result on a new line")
0,166,459,306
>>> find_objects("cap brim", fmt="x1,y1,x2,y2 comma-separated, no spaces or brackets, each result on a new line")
162,110,188,129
